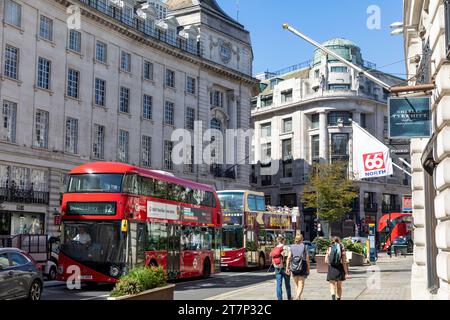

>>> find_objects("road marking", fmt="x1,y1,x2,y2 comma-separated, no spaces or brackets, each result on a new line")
204,280,275,300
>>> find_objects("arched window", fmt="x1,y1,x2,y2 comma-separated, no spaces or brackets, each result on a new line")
210,118,222,131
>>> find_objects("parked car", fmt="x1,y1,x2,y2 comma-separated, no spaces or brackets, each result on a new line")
344,237,368,244
303,241,317,262
0,248,44,300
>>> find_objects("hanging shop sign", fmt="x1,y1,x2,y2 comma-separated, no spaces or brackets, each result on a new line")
388,97,431,139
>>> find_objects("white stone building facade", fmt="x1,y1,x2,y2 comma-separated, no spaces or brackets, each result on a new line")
404,0,450,300
252,39,412,240
0,0,258,237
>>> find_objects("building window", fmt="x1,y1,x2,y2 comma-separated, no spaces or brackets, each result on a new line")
37,57,51,90
283,118,292,133
261,123,271,137
310,114,319,129
39,15,53,41
186,76,196,94
68,30,81,53
34,110,49,149
186,107,195,130
360,114,367,128
118,130,129,163
65,117,78,154
210,118,222,131
92,124,105,159
4,45,19,80
185,145,195,173
141,135,152,167
95,78,106,107
119,87,130,113
328,84,350,91
95,41,107,63
164,140,173,170
143,61,153,80
282,139,293,178
331,133,349,162
164,101,174,125
4,0,21,28
328,111,352,126
261,143,272,164
210,90,224,108
281,89,293,103
67,69,80,99
165,69,175,88
261,95,273,108
1,100,17,143
330,66,348,73
143,95,152,120
121,51,131,72
311,135,320,163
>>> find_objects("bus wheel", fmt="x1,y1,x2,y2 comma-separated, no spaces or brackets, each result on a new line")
48,266,57,281
258,254,266,270
203,259,211,279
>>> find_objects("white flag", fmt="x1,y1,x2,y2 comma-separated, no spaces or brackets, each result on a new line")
352,122,393,180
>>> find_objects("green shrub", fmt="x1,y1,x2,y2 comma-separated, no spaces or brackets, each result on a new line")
110,266,167,297
110,276,144,297
342,240,365,255
312,237,331,254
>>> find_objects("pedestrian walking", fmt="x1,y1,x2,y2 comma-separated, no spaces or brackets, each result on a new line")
325,237,349,300
286,234,310,300
269,235,292,300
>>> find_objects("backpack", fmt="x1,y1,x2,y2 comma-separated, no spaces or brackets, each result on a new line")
270,246,284,267
290,244,306,275
329,243,342,267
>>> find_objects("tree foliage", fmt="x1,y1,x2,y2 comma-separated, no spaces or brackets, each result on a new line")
302,162,358,226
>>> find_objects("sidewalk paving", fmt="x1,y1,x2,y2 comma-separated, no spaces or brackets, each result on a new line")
207,253,412,300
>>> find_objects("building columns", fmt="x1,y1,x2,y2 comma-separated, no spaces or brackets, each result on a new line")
319,111,328,163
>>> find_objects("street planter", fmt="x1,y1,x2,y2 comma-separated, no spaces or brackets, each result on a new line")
107,284,175,301
347,251,365,266
315,254,328,273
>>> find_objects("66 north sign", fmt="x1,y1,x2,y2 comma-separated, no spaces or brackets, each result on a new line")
363,152,387,177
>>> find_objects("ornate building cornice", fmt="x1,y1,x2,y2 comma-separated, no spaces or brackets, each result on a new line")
55,0,258,88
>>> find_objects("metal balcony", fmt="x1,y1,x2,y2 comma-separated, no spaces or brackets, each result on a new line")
0,187,49,205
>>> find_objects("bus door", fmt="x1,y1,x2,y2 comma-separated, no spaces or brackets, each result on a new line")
129,222,146,269
167,224,181,280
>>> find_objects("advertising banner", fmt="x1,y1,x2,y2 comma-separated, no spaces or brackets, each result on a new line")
352,122,393,180
388,97,431,139
402,196,413,213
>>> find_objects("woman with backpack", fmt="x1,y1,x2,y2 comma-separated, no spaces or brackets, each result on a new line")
286,234,310,300
325,237,349,300
269,235,292,300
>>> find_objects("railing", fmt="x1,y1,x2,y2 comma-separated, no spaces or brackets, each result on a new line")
271,60,312,77
78,0,201,56
364,203,378,213
0,187,50,205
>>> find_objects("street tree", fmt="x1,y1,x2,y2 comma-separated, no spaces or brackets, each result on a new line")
302,162,358,237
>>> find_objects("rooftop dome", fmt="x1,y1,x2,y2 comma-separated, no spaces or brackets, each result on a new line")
312,38,363,66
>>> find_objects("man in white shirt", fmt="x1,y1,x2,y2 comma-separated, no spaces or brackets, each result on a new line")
73,226,91,246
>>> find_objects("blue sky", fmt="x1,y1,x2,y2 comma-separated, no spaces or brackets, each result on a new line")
216,0,406,78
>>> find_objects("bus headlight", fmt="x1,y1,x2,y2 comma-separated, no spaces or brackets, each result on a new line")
109,266,120,277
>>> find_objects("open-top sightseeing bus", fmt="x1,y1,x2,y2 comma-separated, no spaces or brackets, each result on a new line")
218,190,295,269
57,162,222,284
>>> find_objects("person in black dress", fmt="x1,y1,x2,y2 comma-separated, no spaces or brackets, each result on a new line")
325,237,349,300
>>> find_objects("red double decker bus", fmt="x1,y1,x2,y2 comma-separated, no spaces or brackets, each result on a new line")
57,162,222,284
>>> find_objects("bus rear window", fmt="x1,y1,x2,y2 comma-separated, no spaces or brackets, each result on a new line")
68,174,123,193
